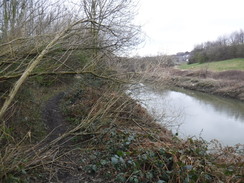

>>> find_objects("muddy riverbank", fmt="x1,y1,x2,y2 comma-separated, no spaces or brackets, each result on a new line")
145,68,244,101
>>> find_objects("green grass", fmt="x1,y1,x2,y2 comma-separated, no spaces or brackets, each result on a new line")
178,58,244,71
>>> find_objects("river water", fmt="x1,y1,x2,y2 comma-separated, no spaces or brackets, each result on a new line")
127,83,244,146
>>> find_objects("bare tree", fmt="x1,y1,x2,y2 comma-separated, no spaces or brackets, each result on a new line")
0,0,141,58
0,18,89,121
0,0,142,121
80,0,141,56
0,0,72,42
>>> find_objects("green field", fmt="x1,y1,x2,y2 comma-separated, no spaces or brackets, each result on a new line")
178,58,244,71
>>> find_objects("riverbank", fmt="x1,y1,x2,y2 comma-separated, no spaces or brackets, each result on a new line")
142,68,244,101
45,76,244,182
169,69,244,101
129,83,244,146
1,74,243,182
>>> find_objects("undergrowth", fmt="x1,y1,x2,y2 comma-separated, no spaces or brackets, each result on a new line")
72,129,243,183
59,78,243,183
0,72,243,182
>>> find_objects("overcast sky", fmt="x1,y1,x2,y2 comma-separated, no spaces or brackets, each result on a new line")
133,0,244,56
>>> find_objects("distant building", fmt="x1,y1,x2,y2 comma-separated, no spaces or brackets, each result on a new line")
172,52,190,63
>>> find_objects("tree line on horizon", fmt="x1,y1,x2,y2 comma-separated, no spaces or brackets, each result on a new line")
189,29,244,64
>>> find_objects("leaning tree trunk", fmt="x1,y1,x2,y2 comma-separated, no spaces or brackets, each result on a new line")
0,19,87,122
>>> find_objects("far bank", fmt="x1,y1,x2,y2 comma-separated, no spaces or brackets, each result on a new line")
168,68,244,101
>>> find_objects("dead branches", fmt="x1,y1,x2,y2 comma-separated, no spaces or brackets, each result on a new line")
0,19,88,121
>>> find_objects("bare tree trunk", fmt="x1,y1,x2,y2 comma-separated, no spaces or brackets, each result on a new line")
0,19,86,122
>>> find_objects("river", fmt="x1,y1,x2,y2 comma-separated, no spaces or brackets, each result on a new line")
127,83,244,146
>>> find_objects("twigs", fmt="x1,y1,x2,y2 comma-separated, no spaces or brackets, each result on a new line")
132,119,159,142
0,19,89,121
0,70,125,84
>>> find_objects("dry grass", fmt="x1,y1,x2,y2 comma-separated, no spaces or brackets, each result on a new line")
172,68,244,81
166,68,244,101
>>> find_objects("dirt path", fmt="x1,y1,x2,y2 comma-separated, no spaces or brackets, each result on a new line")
41,92,99,182
42,92,68,142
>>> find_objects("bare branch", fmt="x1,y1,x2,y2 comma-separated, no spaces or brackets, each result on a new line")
0,19,88,121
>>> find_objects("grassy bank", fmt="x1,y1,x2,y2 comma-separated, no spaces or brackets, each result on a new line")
178,58,244,71
168,58,244,101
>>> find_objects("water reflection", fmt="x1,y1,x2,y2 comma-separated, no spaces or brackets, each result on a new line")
127,84,244,146
175,88,244,121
